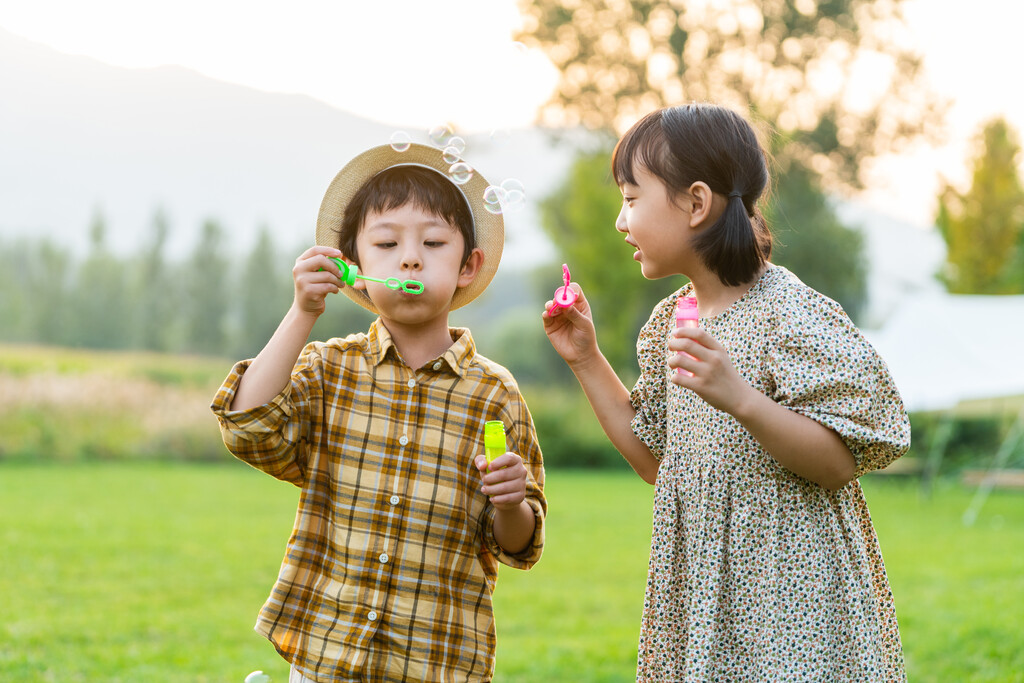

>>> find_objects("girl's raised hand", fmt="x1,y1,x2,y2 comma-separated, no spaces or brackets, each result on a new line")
541,283,597,366
668,327,756,416
292,246,346,316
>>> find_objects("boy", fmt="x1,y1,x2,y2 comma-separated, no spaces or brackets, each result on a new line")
211,143,545,682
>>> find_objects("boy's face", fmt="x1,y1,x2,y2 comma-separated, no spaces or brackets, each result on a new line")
352,202,483,325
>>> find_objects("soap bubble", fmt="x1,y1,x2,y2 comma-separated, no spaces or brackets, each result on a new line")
498,178,526,213
446,136,466,155
389,131,411,152
500,178,525,195
428,124,455,147
442,146,461,164
244,671,272,683
489,128,511,144
449,162,473,185
483,185,507,215
504,191,526,213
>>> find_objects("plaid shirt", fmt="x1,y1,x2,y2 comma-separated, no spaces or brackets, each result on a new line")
211,320,545,682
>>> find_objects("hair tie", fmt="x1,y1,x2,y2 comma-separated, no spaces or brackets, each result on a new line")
728,190,742,199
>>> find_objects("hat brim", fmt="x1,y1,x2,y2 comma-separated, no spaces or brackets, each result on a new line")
315,143,504,314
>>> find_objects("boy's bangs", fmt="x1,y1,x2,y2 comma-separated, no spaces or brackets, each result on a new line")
367,167,475,247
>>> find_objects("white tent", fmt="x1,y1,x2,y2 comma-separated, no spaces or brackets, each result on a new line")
864,292,1024,524
864,292,1024,414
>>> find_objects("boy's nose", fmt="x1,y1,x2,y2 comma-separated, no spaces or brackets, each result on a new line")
400,251,422,271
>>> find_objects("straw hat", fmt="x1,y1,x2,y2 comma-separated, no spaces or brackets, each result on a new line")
315,142,504,313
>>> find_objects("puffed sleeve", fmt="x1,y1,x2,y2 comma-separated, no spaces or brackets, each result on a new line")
629,296,676,461
210,342,326,485
765,290,910,477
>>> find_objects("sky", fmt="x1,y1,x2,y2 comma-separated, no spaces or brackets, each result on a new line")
0,0,1019,229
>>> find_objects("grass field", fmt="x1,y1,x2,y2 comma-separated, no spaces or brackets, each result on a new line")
1,464,1021,682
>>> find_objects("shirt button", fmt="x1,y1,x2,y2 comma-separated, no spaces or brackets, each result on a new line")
389,495,400,505
367,610,378,622
407,379,416,388
432,361,442,370
398,435,409,446
379,553,390,564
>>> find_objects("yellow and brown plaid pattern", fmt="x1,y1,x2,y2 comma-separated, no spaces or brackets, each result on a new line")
211,320,545,682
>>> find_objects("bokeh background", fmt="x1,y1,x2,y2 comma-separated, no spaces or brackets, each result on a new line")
2,1,1022,681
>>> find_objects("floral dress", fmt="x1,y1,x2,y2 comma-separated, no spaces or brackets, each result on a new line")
630,265,910,682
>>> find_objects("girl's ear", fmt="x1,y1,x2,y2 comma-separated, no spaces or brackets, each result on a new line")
687,181,716,227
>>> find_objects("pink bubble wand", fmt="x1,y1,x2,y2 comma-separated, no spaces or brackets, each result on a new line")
546,263,578,315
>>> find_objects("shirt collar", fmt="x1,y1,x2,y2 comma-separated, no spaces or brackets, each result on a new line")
366,318,476,378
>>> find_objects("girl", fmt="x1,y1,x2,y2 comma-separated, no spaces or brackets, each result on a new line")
543,103,910,681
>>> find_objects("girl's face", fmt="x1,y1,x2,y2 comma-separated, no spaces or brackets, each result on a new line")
615,164,695,280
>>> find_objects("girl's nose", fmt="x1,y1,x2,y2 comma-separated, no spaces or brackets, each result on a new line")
614,205,628,233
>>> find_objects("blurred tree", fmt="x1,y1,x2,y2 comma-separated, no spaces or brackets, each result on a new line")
539,146,675,377
768,156,867,320
130,208,176,351
0,238,72,344
516,0,943,188
936,117,1024,294
71,210,131,348
518,0,915,340
182,219,230,355
232,226,293,358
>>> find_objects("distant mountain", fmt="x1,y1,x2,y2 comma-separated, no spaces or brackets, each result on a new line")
0,28,948,327
0,27,572,264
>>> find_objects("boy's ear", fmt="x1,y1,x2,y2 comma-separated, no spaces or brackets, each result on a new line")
457,248,485,289
688,181,715,227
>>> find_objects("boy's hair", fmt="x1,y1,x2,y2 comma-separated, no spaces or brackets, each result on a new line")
612,103,773,286
336,165,476,265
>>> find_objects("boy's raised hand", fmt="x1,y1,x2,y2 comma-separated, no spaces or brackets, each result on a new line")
474,452,528,510
293,246,347,316
541,283,597,367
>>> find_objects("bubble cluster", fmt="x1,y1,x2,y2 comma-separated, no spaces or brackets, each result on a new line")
482,178,527,215
389,131,411,152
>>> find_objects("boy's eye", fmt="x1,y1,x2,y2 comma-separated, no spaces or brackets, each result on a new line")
424,240,445,248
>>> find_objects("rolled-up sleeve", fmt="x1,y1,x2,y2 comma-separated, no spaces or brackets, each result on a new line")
480,385,546,570
210,346,325,485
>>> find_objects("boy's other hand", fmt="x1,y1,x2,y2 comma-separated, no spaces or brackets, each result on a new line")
474,453,528,511
293,246,346,316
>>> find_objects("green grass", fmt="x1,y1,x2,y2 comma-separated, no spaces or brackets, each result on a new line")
1,465,1021,682
863,479,1024,682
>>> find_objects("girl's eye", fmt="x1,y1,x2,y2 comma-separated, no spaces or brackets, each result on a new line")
376,241,397,249
424,240,445,248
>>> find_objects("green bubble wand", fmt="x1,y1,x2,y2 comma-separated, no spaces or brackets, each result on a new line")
322,256,424,294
